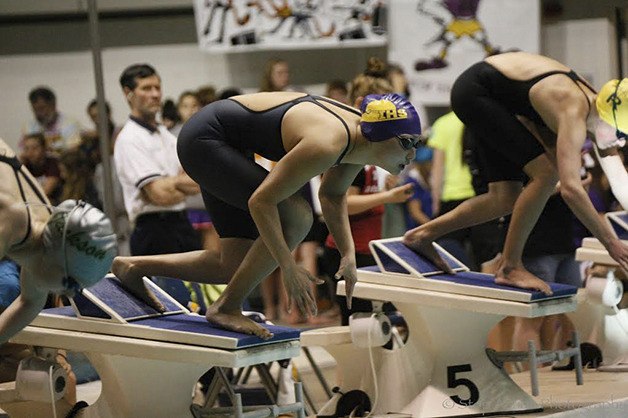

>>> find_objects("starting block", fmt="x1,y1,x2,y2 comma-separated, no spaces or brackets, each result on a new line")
317,238,578,417
5,275,302,418
574,211,628,372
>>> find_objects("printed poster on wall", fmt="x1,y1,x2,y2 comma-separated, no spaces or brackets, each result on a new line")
389,0,540,106
193,0,389,52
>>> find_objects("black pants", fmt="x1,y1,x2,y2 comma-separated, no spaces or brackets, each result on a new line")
131,211,202,256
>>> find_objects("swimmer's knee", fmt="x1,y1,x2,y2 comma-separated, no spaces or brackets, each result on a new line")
488,181,521,213
525,155,559,185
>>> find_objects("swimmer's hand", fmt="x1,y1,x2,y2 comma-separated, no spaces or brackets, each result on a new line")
386,183,414,204
607,238,628,273
335,255,357,309
283,265,324,318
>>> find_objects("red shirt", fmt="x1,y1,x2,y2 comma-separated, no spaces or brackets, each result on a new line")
325,165,384,254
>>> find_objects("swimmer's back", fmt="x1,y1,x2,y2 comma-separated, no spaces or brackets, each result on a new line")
485,52,572,81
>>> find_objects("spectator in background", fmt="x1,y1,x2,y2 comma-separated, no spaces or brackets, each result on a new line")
114,63,202,260
58,149,102,210
217,87,243,101
404,146,433,230
21,86,81,156
81,99,121,167
325,80,349,104
20,132,62,204
161,99,179,131
86,100,120,141
196,85,217,107
259,58,294,92
170,91,201,138
387,62,411,98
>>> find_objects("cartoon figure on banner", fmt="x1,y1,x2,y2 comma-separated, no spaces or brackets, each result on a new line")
202,0,259,45
414,0,499,71
265,0,335,39
333,0,387,40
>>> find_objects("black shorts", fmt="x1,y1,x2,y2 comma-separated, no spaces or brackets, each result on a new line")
177,101,268,240
451,62,545,183
131,211,202,256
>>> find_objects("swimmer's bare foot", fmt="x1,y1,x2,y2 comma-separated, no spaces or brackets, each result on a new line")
112,257,166,312
206,304,274,340
403,231,454,274
495,265,553,295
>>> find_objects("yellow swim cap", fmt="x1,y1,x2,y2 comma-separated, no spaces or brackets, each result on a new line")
596,79,628,138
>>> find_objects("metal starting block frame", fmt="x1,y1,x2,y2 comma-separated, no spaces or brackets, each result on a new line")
191,379,306,418
487,331,583,396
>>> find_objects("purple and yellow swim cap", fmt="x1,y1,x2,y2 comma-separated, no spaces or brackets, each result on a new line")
360,93,422,142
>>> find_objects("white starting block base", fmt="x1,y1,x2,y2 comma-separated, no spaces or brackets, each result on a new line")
303,281,577,417
303,237,580,417
4,318,299,418
575,235,628,371
2,276,301,418
337,277,576,417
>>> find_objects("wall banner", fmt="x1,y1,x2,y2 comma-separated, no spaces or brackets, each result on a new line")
194,0,389,52
389,0,540,106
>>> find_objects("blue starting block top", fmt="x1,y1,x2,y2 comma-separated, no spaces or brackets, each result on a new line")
362,238,578,303
607,211,628,240
72,276,183,321
37,275,301,349
369,238,468,276
43,306,300,349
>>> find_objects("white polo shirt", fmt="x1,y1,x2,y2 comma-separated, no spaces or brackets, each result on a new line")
114,116,186,223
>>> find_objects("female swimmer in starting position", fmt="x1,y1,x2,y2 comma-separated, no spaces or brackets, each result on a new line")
404,51,628,294
113,91,423,338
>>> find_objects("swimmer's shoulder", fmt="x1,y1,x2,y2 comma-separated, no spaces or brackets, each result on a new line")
229,92,308,111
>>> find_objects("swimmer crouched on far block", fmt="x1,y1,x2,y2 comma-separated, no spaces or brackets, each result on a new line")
113,91,424,339
0,138,117,344
403,52,628,295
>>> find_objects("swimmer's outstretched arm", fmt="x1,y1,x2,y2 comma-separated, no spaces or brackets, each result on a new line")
319,163,364,308
557,115,628,271
248,139,339,316
0,271,47,345
594,145,628,210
